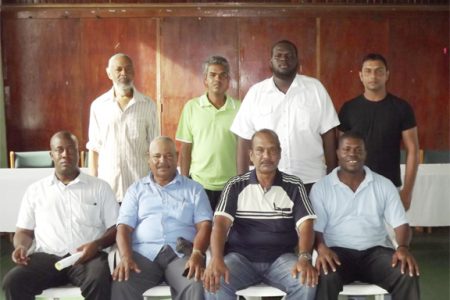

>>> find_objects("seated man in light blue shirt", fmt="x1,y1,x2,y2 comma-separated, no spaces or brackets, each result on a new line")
111,136,213,300
310,131,420,300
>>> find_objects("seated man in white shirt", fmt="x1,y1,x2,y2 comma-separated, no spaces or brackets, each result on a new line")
310,131,420,300
2,131,119,300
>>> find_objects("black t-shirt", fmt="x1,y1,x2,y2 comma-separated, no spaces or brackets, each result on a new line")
338,93,416,186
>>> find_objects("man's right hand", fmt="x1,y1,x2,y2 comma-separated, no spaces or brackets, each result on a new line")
202,258,229,293
112,257,141,281
11,246,29,266
315,246,341,275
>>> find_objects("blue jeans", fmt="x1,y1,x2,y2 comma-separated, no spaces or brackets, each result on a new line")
210,252,316,300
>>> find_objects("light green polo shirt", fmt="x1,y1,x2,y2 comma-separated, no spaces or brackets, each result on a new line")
176,94,241,191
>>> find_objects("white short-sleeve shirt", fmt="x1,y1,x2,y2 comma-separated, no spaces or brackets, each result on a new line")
310,166,409,250
16,172,119,256
87,88,159,201
231,74,339,183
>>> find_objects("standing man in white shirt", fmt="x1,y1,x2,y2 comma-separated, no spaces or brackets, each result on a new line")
87,53,159,202
231,40,339,193
2,131,119,300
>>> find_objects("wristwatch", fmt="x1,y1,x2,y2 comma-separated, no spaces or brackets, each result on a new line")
298,252,312,261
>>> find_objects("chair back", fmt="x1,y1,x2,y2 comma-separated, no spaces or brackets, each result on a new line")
423,150,450,164
10,151,53,168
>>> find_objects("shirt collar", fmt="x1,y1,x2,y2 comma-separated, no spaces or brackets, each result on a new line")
248,168,283,186
330,166,374,188
199,94,235,110
144,170,182,187
268,74,305,93
47,171,86,186
107,87,145,104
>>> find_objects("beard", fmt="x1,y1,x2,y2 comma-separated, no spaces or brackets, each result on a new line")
113,81,134,94
270,62,298,79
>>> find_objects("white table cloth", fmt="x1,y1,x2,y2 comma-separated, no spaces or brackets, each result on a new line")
402,163,450,226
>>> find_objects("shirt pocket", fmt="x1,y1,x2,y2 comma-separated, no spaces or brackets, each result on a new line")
74,202,102,227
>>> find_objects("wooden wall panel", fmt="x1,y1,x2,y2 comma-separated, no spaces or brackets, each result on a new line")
159,17,239,139
2,6,449,155
388,14,449,150
320,14,389,111
80,18,158,150
3,18,82,151
238,17,317,99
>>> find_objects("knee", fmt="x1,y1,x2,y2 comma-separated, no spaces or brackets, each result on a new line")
318,270,342,288
2,267,24,292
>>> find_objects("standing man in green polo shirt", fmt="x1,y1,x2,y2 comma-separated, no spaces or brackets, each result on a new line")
176,56,241,210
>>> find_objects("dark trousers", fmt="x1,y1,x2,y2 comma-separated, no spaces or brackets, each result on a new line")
315,246,420,300
204,189,222,211
111,246,204,300
2,252,111,300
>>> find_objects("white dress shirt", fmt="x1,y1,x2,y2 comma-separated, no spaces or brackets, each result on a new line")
231,74,339,184
16,172,119,256
87,88,159,201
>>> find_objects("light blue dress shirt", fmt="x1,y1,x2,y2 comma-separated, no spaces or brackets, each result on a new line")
310,166,408,251
117,172,213,261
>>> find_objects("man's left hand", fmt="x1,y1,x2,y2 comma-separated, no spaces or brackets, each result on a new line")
75,242,100,264
184,250,205,281
290,258,318,287
392,247,420,277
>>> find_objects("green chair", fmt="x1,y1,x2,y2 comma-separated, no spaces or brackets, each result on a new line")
9,151,53,168
423,150,450,164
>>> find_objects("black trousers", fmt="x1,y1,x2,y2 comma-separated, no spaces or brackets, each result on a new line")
315,246,420,300
2,252,111,300
204,189,222,211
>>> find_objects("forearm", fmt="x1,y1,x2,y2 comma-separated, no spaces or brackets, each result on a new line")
401,127,419,195
403,148,419,195
321,128,337,174
210,218,231,260
92,226,117,250
193,221,212,253
116,224,134,259
179,142,192,177
394,223,412,248
236,137,251,175
88,150,99,177
297,219,315,254
13,230,34,251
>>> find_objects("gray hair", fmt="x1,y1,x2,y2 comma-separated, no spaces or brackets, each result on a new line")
202,56,230,77
107,53,133,71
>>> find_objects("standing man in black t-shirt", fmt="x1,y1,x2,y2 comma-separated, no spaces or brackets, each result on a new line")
339,53,419,210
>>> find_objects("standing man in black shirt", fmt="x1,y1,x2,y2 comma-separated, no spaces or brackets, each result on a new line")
338,53,419,210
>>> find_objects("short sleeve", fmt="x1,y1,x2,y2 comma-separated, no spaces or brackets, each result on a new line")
16,186,36,230
193,185,213,224
214,178,239,221
175,101,194,143
338,102,351,132
317,82,340,134
382,180,409,228
86,101,101,152
116,183,140,229
309,182,328,233
99,181,120,229
230,87,257,140
399,100,417,131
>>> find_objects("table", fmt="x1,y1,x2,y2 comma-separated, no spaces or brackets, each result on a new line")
402,163,450,226
0,168,88,232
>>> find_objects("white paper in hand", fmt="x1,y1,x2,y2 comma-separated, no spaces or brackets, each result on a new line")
54,252,83,271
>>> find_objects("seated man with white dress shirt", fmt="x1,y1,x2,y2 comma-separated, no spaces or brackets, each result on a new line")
111,136,213,300
2,131,119,300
